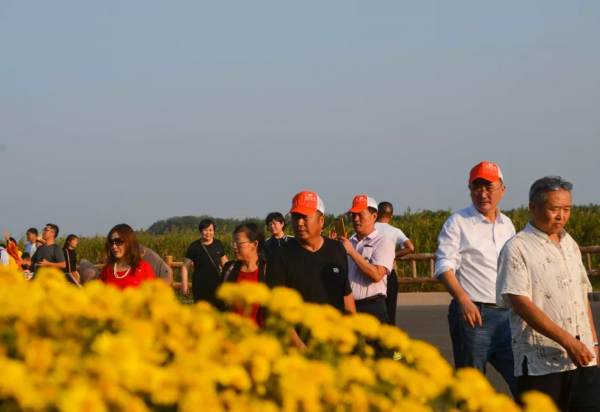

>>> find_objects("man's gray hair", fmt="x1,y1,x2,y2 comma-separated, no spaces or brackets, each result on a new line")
528,176,567,204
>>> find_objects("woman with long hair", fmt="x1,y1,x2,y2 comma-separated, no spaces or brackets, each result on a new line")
181,219,228,307
98,224,155,289
222,223,266,326
62,234,80,283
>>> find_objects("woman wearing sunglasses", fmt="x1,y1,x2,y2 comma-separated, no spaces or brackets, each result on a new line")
222,223,267,326
98,224,155,289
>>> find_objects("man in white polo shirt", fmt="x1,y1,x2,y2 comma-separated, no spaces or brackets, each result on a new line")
336,195,395,324
375,201,415,326
434,161,517,397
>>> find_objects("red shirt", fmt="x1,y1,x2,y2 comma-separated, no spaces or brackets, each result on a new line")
234,268,263,327
99,260,155,289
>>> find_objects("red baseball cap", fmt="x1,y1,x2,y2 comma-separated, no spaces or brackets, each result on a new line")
288,191,325,215
469,161,504,183
347,195,378,213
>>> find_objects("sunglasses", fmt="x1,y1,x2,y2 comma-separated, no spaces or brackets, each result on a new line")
108,238,125,246
530,181,573,202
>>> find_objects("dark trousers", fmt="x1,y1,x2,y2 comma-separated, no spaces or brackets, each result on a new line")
448,299,518,398
385,270,399,326
518,360,600,411
355,296,390,357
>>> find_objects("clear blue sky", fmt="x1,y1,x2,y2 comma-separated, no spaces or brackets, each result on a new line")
1,1,599,238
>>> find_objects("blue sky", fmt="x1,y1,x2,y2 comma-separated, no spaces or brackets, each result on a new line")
1,1,599,237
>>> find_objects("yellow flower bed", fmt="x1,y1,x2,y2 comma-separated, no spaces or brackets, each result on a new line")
0,266,555,412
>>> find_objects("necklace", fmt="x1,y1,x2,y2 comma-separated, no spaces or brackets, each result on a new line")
113,262,131,279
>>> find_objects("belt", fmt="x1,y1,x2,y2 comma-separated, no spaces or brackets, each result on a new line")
472,302,508,311
355,294,386,304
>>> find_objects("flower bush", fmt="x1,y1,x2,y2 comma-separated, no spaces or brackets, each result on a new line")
0,266,555,412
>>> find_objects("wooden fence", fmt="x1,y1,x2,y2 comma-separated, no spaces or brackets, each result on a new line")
107,245,597,289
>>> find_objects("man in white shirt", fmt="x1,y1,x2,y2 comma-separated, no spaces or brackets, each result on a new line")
0,245,9,266
497,177,599,410
336,196,395,324
25,228,38,255
434,161,517,397
375,201,415,326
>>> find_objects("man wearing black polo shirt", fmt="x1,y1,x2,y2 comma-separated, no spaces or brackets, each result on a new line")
267,191,356,318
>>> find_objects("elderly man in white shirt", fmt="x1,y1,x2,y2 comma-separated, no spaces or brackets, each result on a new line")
375,201,415,326
497,176,599,411
336,196,395,325
434,161,517,397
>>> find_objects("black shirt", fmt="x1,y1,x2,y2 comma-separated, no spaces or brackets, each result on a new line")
265,234,293,259
266,237,351,312
63,248,77,273
185,239,225,305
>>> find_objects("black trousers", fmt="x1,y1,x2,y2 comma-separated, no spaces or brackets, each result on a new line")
518,358,600,411
385,270,399,326
355,296,391,358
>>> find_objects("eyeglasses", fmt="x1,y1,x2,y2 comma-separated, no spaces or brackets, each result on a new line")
230,241,252,248
108,238,125,246
42,228,54,233
529,181,573,201
469,184,503,195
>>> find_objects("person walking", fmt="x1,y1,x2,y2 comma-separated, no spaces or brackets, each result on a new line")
25,228,38,255
374,201,415,326
181,219,228,307
63,234,80,283
434,161,517,397
264,212,293,259
98,224,155,289
31,224,66,274
335,196,395,325
267,191,356,349
223,223,267,326
497,177,599,410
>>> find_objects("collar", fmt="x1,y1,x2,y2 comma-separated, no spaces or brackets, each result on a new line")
525,222,566,241
468,204,504,225
350,229,379,242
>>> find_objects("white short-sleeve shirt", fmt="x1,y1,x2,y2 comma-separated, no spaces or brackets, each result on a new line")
374,222,409,247
496,223,596,377
348,230,395,300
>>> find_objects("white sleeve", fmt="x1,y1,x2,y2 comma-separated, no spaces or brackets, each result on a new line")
396,229,409,247
496,240,531,308
434,218,461,278
0,249,8,265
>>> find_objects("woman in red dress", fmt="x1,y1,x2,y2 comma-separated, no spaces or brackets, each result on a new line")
99,224,155,289
222,223,266,327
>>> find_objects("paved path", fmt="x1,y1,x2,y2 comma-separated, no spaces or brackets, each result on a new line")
396,298,600,396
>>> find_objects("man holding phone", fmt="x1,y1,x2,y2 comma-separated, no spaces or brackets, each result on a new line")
335,196,395,324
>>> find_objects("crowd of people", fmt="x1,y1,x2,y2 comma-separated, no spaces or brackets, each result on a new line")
1,160,598,410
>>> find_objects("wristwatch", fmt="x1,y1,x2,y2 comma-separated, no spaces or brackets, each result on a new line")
594,342,599,347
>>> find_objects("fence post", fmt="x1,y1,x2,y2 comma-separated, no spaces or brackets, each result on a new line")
587,253,592,271
429,259,435,278
412,261,418,278
165,256,173,285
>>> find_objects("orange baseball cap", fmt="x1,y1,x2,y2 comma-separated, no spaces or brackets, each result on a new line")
347,195,378,213
469,161,504,183
288,191,325,215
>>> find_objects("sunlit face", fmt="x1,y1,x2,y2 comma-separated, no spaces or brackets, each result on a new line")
69,238,78,249
232,231,258,261
469,178,505,216
27,231,37,243
530,190,572,236
109,232,126,259
42,226,55,241
201,225,215,242
291,212,324,241
268,220,285,237
351,209,377,236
